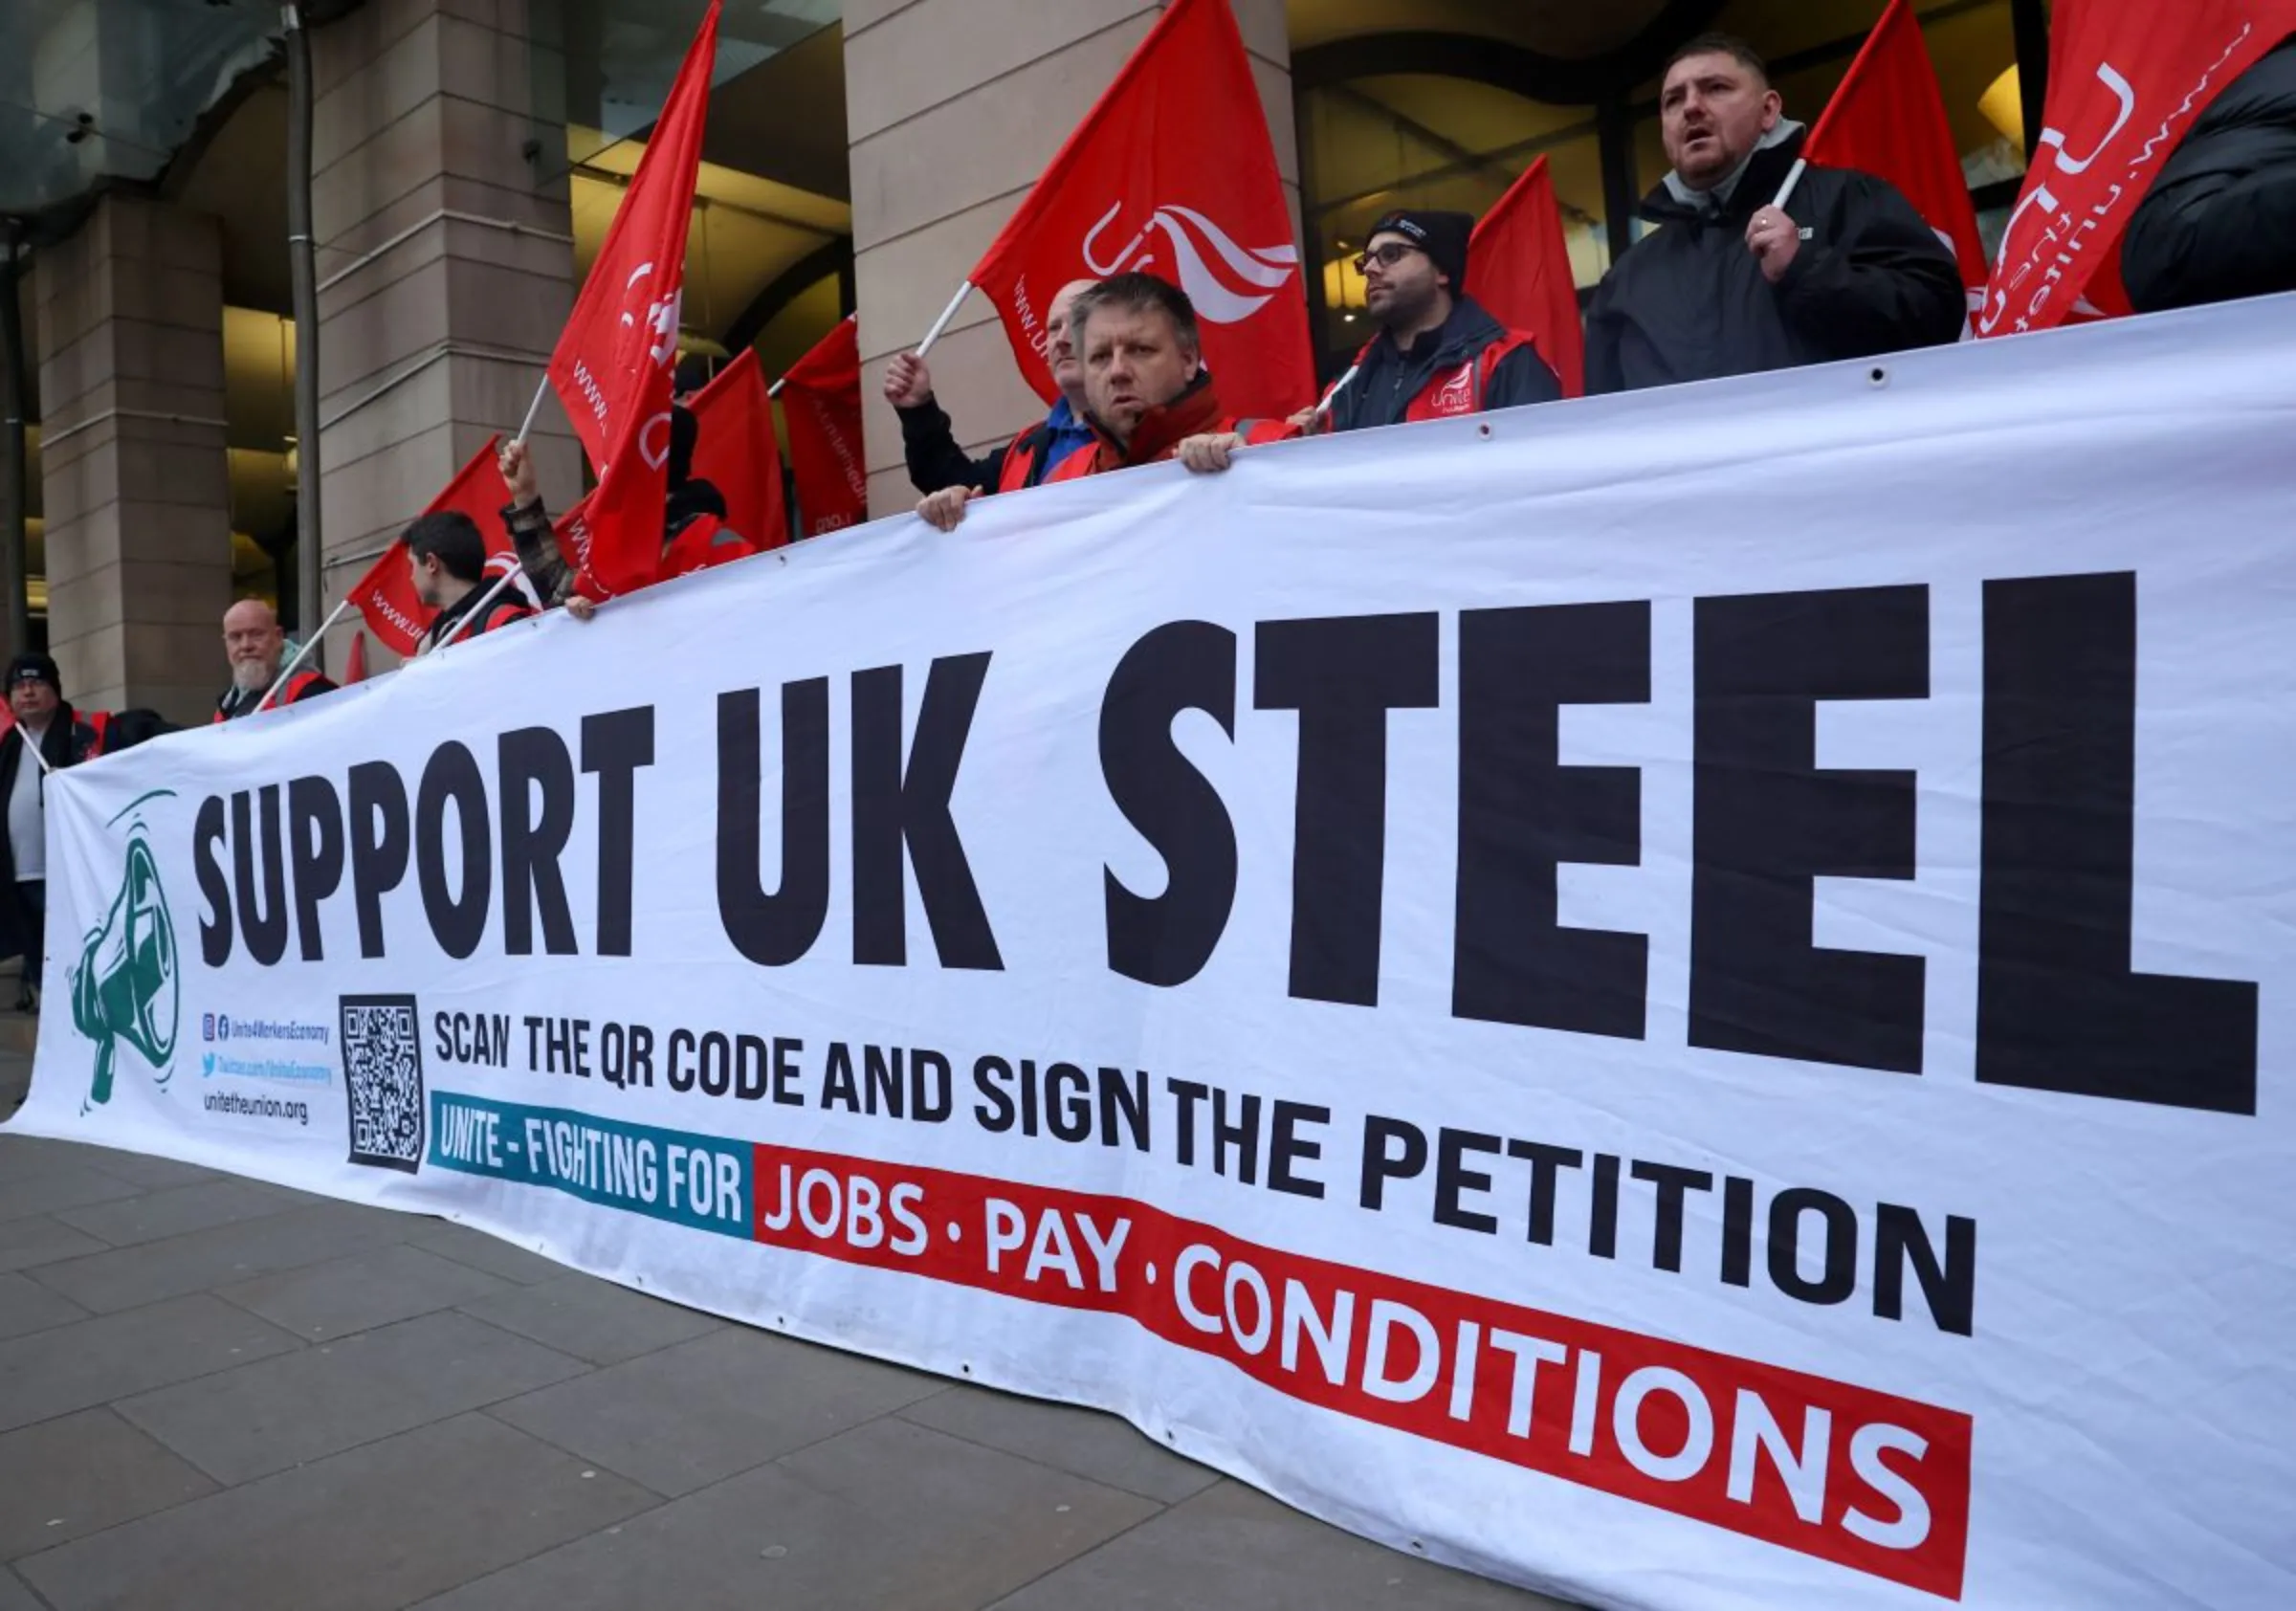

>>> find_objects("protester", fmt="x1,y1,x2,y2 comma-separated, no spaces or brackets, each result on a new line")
214,600,336,721
887,278,1099,495
2122,35,2296,313
497,401,757,621
405,511,535,651
917,274,1280,530
0,655,106,1010
1310,210,1561,430
1584,33,1964,393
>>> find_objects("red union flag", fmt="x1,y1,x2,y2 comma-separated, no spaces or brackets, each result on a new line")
966,0,1313,421
346,434,522,656
1978,0,2296,337
1468,156,1584,396
544,0,718,592
779,316,867,538
1805,0,1990,330
688,348,789,550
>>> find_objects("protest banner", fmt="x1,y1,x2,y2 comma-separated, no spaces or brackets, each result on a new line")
11,295,2296,1610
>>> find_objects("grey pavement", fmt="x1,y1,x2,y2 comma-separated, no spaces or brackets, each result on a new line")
0,1049,1582,1611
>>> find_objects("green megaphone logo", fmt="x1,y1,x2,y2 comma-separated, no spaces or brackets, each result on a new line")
71,832,180,1106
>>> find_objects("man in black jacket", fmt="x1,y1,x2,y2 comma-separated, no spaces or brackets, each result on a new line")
0,655,105,1009
2123,35,2296,313
407,511,534,651
1316,209,1561,430
883,277,1100,496
1586,33,1965,394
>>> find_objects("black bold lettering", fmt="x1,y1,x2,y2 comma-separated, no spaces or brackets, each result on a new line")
499,728,578,957
232,786,289,966
582,706,654,958
1690,586,1928,1072
1455,603,1649,1039
851,654,1002,969
717,682,828,967
1875,1203,1976,1336
1630,1160,1714,1274
1255,613,1441,1006
1434,1129,1503,1234
1977,574,2258,1114
1768,1187,1859,1306
285,777,344,962
347,762,409,960
1100,621,1239,987
195,795,232,966
416,743,491,960
1359,1115,1428,1211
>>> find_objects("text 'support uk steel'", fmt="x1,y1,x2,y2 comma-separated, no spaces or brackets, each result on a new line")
12,295,2296,1611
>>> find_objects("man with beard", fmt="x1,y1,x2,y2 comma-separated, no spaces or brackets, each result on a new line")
1584,33,1963,393
1313,210,1561,430
213,599,336,721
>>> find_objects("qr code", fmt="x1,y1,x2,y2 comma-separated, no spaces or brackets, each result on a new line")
340,995,426,1173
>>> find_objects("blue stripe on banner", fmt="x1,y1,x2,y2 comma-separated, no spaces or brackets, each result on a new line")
426,1091,752,1238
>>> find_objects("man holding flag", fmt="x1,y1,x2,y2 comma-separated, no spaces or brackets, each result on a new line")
885,277,1100,496
1585,32,1964,394
1307,210,1560,433
407,513,537,651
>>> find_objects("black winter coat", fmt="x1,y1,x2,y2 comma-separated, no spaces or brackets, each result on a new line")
1585,131,1966,394
1327,295,1562,431
0,706,103,963
2123,37,2296,312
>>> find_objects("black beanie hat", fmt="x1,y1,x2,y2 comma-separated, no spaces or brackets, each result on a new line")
1367,209,1474,294
5,653,59,695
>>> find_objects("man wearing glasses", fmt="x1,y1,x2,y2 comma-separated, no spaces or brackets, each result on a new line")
1312,210,1562,432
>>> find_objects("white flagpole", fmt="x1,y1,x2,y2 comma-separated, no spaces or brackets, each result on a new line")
915,282,973,359
1312,364,1359,421
1770,157,1809,210
431,569,525,652
255,596,353,713
515,374,551,445
19,729,51,775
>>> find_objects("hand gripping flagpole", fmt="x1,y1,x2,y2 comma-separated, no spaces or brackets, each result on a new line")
1770,157,1809,210
255,596,354,713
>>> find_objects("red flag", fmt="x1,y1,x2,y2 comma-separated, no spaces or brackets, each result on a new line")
1804,0,1990,331
342,631,369,685
345,434,521,656
965,0,1313,421
1468,156,1585,397
778,316,867,538
687,349,788,550
543,0,718,592
1978,0,2296,337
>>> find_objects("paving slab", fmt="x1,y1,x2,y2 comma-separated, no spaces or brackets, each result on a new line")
0,1152,144,1224
457,1272,724,1365
898,1383,1223,1506
53,1179,298,1247
22,1142,221,1191
26,1200,417,1314
489,1325,947,1497
0,1292,302,1433
0,1270,91,1340
0,1566,40,1611
0,1407,218,1560
0,1214,108,1273
415,1414,1160,1611
411,1223,569,1285
987,1478,1577,1610
14,1413,659,1611
218,1242,516,1340
115,1309,592,1485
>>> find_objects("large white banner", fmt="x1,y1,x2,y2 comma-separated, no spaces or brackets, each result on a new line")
10,296,2295,1609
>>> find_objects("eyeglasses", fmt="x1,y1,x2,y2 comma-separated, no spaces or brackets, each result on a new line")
1352,242,1424,275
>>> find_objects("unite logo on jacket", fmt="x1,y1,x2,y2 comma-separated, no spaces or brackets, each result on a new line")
1423,362,1480,418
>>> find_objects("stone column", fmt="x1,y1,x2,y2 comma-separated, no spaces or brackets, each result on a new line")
309,0,580,658
843,0,1299,519
33,196,234,723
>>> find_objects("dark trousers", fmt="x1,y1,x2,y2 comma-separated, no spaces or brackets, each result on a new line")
16,879,43,992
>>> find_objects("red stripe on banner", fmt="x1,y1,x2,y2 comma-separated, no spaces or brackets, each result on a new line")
752,1143,1971,1599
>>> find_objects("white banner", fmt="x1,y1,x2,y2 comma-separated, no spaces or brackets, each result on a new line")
11,296,2296,1610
